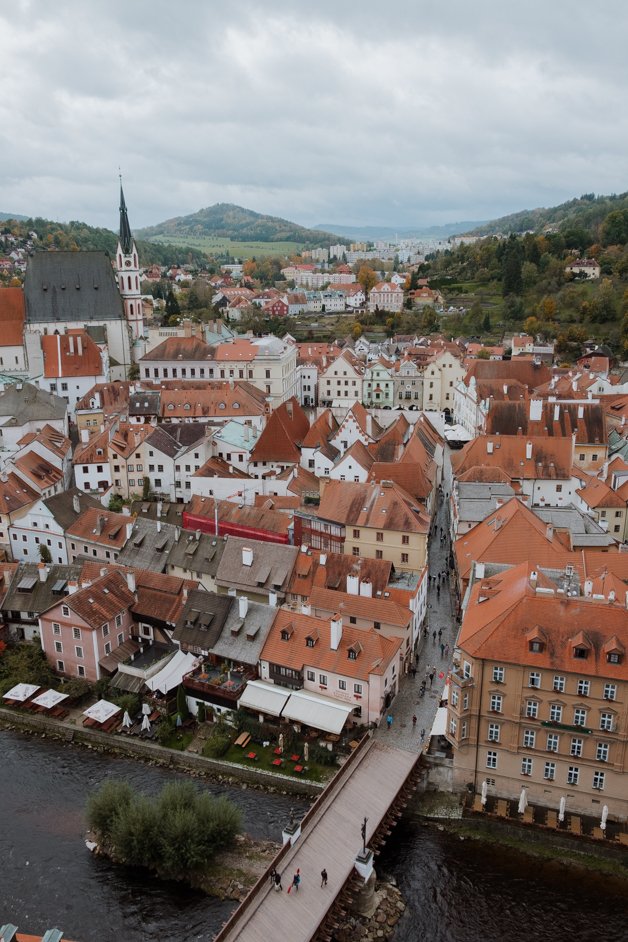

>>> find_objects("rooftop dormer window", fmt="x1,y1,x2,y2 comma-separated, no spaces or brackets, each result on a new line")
573,647,588,660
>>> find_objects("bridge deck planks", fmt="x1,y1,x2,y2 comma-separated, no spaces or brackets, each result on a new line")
219,740,418,942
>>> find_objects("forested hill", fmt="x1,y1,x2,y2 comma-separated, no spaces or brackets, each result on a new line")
137,202,343,247
469,192,628,238
0,216,208,267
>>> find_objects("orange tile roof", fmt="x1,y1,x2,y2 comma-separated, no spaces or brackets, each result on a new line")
454,498,580,585
66,507,130,548
109,422,153,459
185,494,291,536
301,409,339,448
310,585,411,627
14,451,63,490
57,570,135,628
576,476,626,510
141,336,215,361
318,479,429,533
214,339,257,361
0,285,25,346
462,358,551,390
0,471,38,514
261,608,402,680
160,381,266,419
451,435,574,481
368,462,432,503
336,439,374,471
73,423,111,465
41,331,103,378
458,561,628,681
288,550,392,598
250,398,309,463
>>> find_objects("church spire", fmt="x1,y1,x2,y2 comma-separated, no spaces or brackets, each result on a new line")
119,177,133,255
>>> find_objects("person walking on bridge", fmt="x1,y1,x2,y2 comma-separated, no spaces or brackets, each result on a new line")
321,868,328,887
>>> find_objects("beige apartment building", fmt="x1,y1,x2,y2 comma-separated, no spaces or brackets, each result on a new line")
421,349,465,414
448,561,628,821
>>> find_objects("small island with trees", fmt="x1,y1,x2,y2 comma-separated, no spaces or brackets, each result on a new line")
86,779,275,899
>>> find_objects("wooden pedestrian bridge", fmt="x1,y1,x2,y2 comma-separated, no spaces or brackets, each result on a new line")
213,735,420,942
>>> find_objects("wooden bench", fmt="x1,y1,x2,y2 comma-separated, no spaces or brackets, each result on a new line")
235,732,252,748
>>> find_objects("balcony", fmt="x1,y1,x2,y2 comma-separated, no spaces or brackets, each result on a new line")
183,663,255,705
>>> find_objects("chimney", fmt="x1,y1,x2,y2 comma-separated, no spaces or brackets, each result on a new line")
67,580,78,595
503,384,508,396
584,578,593,597
157,520,162,533
366,414,373,438
359,578,373,598
96,514,105,535
475,562,485,579
577,405,584,419
529,399,543,421
546,524,553,541
99,567,107,577
157,500,163,518
319,553,327,566
486,440,494,455
268,590,278,607
286,400,293,419
126,571,136,593
330,613,343,650
346,572,359,595
242,546,253,567
126,521,134,540
38,563,48,582
301,601,312,616
80,428,90,443
68,334,75,355
553,404,560,422
525,441,533,460
175,526,181,542
530,570,538,585
238,595,249,618
72,493,81,515
77,334,82,357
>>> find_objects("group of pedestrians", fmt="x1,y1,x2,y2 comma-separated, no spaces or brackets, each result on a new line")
270,867,328,894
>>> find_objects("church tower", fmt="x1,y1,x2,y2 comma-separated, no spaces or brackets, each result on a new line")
116,180,144,340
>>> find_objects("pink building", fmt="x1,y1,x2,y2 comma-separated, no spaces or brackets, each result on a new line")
39,570,135,681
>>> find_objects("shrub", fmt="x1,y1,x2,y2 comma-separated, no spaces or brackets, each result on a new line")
176,684,189,719
197,701,206,723
202,726,232,758
111,693,140,718
87,779,241,877
60,677,91,703
309,743,338,767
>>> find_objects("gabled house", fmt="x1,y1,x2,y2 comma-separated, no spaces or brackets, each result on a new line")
166,530,227,591
65,507,132,563
249,398,309,478
1,562,82,641
362,360,394,409
329,402,383,455
214,536,299,604
8,488,100,565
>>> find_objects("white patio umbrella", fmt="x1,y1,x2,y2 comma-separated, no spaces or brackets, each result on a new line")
278,733,284,753
303,742,309,762
32,689,68,710
142,702,151,716
600,805,609,831
3,683,40,702
518,788,528,815
558,796,566,823
83,699,121,724
141,714,151,733
480,780,488,807
122,711,132,729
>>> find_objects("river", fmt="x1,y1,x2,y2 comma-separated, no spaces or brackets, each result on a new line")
3,730,628,942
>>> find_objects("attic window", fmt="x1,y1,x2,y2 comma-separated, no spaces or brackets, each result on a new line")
573,647,588,660
184,403,191,411
219,402,226,410
306,636,316,648
233,402,240,409
529,640,544,653
280,629,291,641
607,652,622,664
168,404,174,411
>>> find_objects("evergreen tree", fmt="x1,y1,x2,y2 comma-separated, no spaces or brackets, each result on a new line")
165,289,180,317
501,236,524,296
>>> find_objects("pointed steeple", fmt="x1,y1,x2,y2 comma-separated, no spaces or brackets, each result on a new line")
119,177,133,255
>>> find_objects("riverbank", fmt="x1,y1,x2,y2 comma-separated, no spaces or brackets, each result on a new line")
0,705,322,798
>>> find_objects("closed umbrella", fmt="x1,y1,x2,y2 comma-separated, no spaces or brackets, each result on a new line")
601,805,609,832
141,714,151,733
278,733,284,753
303,742,309,762
122,711,132,729
559,796,566,823
142,703,151,716
481,780,488,806
518,788,527,815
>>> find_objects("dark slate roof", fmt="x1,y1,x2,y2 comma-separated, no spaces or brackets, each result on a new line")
166,530,226,577
172,589,233,650
130,499,185,527
0,382,67,425
24,251,125,324
116,518,178,572
1,563,82,616
129,390,161,417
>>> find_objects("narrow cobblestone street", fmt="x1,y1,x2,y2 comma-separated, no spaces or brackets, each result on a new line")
376,447,457,753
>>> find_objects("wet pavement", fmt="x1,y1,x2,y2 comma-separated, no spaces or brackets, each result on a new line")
377,449,457,754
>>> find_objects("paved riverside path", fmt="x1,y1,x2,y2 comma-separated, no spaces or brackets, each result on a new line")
377,446,457,753
215,739,417,942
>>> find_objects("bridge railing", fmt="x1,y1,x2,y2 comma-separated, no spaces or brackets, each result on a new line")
212,731,373,942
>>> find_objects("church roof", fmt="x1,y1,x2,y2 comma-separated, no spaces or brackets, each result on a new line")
24,251,125,324
119,183,133,255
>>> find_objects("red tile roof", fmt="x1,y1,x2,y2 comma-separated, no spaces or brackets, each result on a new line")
0,286,25,346
318,479,429,533
451,435,574,481
41,331,103,378
66,507,130,548
250,398,309,463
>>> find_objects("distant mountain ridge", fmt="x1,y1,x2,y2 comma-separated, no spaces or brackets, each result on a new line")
467,192,628,237
315,221,485,241
138,202,343,247
0,211,29,222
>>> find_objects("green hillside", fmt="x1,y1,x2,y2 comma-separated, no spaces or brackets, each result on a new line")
469,192,628,238
137,202,344,248
0,216,208,267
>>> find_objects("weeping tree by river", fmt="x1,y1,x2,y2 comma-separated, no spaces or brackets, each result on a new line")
87,779,242,878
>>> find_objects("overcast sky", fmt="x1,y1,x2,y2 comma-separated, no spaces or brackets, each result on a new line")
1,0,627,232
